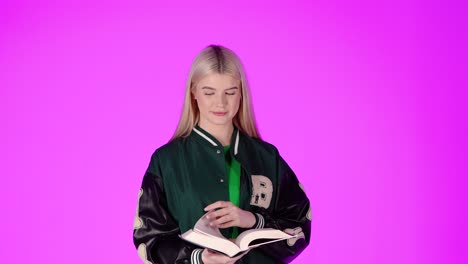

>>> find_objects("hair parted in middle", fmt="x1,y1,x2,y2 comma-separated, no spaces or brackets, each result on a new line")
170,44,261,141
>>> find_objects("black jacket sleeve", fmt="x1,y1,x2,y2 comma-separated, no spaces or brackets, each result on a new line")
253,152,312,263
133,151,204,264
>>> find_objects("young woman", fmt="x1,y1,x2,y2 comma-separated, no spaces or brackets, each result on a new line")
133,45,311,264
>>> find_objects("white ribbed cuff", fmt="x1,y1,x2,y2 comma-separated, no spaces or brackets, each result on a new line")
191,248,203,264
255,213,265,229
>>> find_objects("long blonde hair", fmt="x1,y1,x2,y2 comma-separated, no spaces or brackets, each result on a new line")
170,45,261,141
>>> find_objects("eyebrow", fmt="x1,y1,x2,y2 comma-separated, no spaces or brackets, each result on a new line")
201,86,238,91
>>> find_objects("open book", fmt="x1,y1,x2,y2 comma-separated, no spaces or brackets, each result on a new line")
180,212,297,258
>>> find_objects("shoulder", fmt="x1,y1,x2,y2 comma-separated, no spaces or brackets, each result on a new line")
145,137,189,174
150,136,188,160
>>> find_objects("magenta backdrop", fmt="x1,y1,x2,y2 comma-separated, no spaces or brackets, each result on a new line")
1,0,467,263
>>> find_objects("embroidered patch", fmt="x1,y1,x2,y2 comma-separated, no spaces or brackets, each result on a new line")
298,183,312,220
284,227,305,246
250,175,273,209
134,189,143,229
307,206,312,221
137,243,153,264
298,182,306,193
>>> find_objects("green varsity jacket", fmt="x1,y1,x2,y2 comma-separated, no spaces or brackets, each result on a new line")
133,125,312,263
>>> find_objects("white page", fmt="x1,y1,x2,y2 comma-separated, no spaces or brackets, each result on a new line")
193,212,225,239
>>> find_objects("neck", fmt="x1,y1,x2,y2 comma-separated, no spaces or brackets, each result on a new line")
198,121,234,146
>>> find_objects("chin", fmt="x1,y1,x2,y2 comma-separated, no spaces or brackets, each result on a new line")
207,117,233,126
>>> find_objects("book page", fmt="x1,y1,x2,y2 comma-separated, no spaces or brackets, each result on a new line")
193,212,225,238
180,230,241,257
180,214,297,257
235,228,294,251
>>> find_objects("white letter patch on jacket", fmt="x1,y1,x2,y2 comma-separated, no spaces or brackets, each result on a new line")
137,243,153,264
250,175,273,209
134,189,143,229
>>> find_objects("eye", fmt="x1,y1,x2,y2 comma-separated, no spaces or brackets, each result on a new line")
204,93,215,96
226,92,236,95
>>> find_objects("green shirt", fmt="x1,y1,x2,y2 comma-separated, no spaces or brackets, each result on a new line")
223,145,241,238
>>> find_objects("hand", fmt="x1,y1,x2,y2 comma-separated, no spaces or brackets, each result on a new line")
204,201,256,229
201,248,249,264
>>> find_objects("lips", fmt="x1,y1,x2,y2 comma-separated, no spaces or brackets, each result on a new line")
212,112,227,116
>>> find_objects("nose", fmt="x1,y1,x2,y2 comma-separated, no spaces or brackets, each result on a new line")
216,93,227,106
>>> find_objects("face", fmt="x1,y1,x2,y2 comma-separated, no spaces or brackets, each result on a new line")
192,73,241,130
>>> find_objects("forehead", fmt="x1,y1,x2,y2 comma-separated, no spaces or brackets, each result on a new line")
196,74,239,89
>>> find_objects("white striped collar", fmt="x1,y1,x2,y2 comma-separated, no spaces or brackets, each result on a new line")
192,125,240,155
234,129,239,155
192,127,218,146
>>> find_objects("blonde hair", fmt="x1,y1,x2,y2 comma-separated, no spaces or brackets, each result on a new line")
170,45,261,141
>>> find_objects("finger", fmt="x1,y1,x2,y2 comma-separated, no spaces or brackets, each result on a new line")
206,208,230,220
206,249,233,262
202,249,231,263
204,201,232,211
210,214,234,227
206,249,218,255
217,220,236,228
204,201,225,211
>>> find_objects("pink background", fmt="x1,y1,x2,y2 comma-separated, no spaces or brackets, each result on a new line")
1,0,467,263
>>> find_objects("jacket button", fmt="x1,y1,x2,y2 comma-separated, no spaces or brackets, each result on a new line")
216,150,221,154
219,179,224,183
